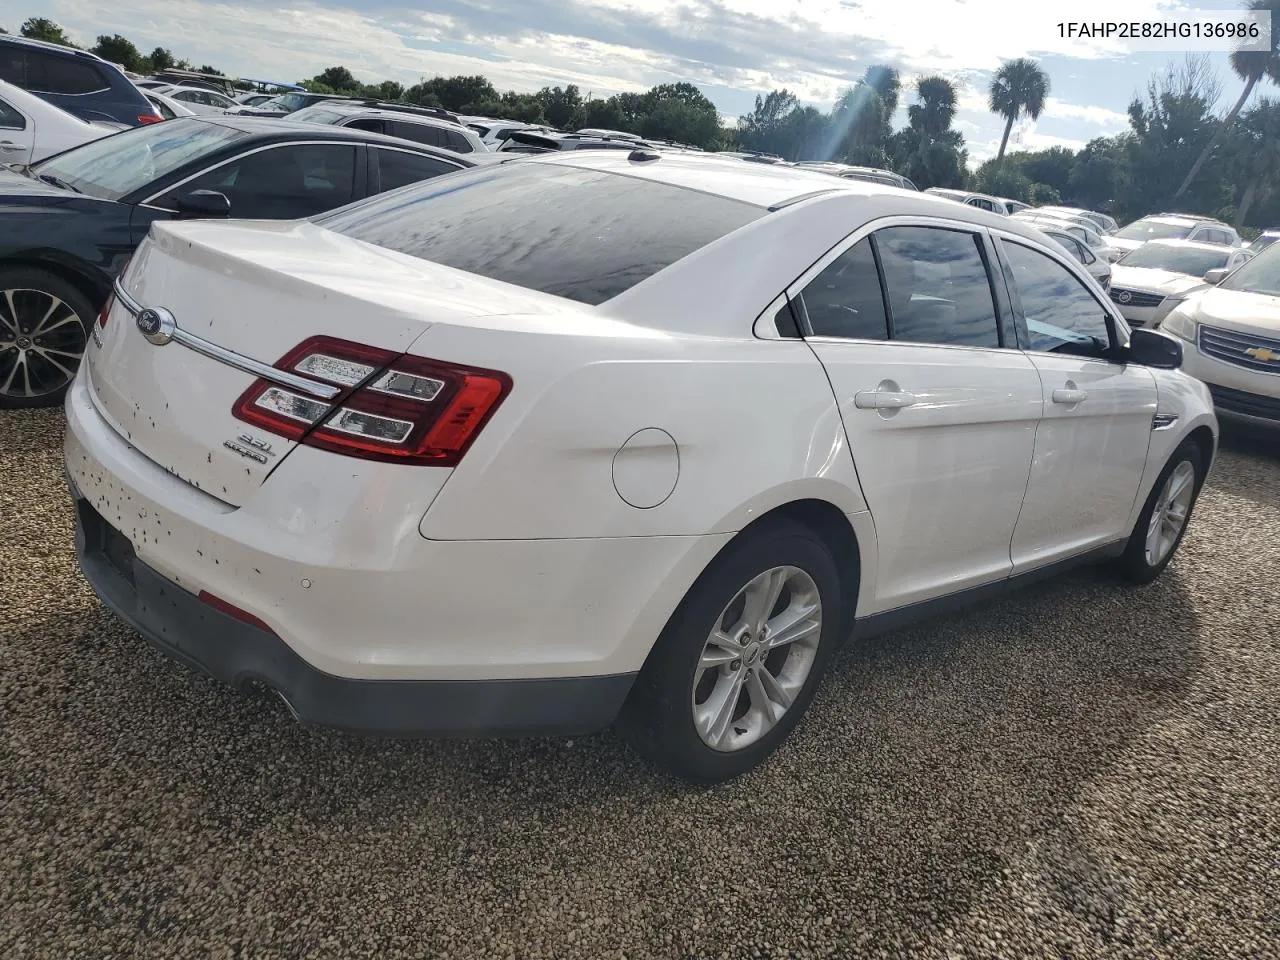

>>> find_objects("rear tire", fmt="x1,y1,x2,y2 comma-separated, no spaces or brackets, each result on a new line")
0,266,96,410
618,518,846,784
1116,439,1205,585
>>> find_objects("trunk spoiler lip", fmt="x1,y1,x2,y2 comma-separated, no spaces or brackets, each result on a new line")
111,277,341,401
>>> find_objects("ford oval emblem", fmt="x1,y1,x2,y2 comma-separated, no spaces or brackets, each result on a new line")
135,307,176,345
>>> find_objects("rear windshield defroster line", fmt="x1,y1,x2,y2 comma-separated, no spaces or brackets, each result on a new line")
313,163,765,306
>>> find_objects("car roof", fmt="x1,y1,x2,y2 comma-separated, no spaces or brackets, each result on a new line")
1139,238,1239,253
0,35,109,62
517,150,1033,218
1138,215,1202,227
303,103,465,127
181,116,483,157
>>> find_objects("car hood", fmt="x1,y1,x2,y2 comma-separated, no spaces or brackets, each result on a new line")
0,167,73,200
1108,237,1146,251
1189,286,1280,335
1110,266,1209,297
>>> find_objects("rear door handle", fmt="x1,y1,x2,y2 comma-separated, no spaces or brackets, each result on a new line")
854,389,917,410
0,141,25,152
1052,388,1088,404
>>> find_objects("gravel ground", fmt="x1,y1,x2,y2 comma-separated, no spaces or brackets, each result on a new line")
2,407,1278,960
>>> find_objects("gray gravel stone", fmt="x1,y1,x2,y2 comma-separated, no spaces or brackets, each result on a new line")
1,409,1277,959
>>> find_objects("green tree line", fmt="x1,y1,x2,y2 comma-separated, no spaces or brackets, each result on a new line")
6,5,1280,229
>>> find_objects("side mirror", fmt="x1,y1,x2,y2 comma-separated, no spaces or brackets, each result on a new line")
1203,267,1228,285
1127,327,1183,369
174,189,231,219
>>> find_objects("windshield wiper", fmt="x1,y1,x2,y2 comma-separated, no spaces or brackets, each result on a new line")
36,173,82,194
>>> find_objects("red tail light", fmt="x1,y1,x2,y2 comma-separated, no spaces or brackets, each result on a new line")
138,113,164,125
99,258,132,328
231,336,512,467
97,292,116,328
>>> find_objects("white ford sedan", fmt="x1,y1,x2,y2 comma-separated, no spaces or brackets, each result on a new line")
65,152,1219,783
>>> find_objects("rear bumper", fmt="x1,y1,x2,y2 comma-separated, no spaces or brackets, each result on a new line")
73,493,635,736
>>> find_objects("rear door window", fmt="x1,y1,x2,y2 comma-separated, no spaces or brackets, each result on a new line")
372,147,462,192
873,226,1003,348
387,120,443,147
315,163,764,305
441,128,473,153
793,238,889,340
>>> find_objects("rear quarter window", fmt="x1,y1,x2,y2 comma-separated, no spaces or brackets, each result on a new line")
25,51,109,95
314,163,764,305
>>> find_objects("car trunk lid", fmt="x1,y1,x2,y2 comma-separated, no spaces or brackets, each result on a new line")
85,218,568,506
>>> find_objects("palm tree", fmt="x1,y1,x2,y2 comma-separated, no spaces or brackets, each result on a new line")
1231,98,1280,227
909,75,958,138
863,65,901,118
1174,0,1280,199
988,58,1050,161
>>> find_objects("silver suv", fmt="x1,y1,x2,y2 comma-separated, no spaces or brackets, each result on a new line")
1108,214,1241,261
288,100,488,155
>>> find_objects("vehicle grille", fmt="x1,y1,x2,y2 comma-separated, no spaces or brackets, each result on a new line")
1207,384,1280,422
1198,324,1280,374
1109,287,1164,308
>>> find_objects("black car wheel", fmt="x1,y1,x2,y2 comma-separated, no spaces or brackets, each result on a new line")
0,267,95,410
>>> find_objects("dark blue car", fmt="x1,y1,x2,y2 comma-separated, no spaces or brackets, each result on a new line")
0,36,160,127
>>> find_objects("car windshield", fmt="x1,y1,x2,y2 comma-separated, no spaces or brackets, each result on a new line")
1117,244,1229,276
273,92,313,113
1250,234,1279,252
31,119,246,201
314,162,764,305
1219,244,1280,297
1115,219,1193,241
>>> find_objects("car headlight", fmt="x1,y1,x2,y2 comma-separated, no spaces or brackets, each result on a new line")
1160,306,1197,342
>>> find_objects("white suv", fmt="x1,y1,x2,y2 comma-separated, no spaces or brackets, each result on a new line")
1108,214,1241,261
289,101,488,155
66,154,1218,783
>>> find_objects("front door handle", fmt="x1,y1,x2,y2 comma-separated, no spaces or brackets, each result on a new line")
854,388,917,410
1052,387,1088,404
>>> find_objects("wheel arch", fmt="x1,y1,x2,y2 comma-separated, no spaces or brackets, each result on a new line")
1185,423,1216,476
634,495,871,685
1,252,112,310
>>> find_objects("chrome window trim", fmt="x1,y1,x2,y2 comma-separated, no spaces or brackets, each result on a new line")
140,139,360,208
752,214,1012,349
370,143,464,169
111,279,342,400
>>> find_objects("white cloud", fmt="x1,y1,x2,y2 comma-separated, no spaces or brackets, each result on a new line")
1042,97,1128,129
5,0,1158,161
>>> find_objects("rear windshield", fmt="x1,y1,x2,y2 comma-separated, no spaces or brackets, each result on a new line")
314,163,765,305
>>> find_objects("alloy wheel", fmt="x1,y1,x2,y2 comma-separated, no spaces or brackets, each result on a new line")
692,565,823,753
0,288,88,400
1144,459,1196,567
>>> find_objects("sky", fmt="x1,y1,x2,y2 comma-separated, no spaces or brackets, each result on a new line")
0,0,1262,166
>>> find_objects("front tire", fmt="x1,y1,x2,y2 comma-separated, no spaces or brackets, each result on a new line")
0,267,96,410
1116,439,1205,585
618,518,845,784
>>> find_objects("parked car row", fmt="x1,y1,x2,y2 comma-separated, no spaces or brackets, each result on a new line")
59,151,1223,786
0,116,500,407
